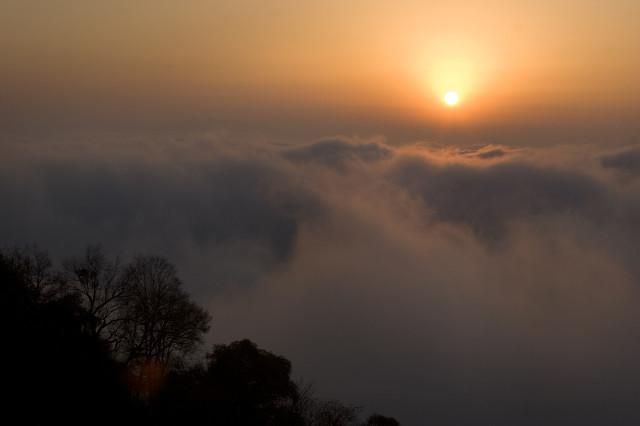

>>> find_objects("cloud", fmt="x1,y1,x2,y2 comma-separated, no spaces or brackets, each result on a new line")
389,156,609,241
0,154,324,291
601,147,640,175
283,137,393,170
3,135,640,425
219,218,639,426
411,144,517,164
477,148,506,159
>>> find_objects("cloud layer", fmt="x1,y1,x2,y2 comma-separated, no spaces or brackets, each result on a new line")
3,135,640,425
601,148,640,176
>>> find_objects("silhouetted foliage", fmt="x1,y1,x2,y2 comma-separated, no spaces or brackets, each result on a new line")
204,339,302,425
63,250,211,385
152,339,303,425
118,256,211,366
311,399,360,426
0,250,134,425
364,414,401,426
5,245,64,301
64,245,127,342
292,382,362,426
0,245,400,425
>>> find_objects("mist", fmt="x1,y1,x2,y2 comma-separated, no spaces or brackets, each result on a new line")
3,133,640,425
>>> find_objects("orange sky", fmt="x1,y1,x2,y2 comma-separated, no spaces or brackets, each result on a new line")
2,0,639,135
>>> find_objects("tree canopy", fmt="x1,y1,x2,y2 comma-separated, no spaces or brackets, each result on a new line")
0,245,400,425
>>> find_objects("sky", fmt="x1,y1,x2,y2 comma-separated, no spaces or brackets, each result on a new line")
2,0,640,140
2,1,640,425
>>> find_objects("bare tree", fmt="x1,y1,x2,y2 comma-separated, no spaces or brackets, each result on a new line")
63,245,127,344
119,256,211,366
313,400,360,426
293,380,319,424
6,245,62,301
293,380,361,426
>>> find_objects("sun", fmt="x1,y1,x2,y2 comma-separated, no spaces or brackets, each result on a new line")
443,91,460,107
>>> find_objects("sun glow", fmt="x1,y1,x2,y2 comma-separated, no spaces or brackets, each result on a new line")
443,91,460,107
412,38,500,117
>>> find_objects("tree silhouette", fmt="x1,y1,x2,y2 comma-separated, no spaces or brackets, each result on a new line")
64,245,127,344
312,400,360,426
203,339,302,425
152,339,303,425
364,414,401,426
292,381,363,426
0,251,133,426
119,256,211,366
4,245,63,301
1,245,401,425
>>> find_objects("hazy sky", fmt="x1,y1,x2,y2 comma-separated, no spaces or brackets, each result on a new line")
2,0,639,140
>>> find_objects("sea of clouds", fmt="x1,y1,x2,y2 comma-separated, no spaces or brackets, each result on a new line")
3,133,640,425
